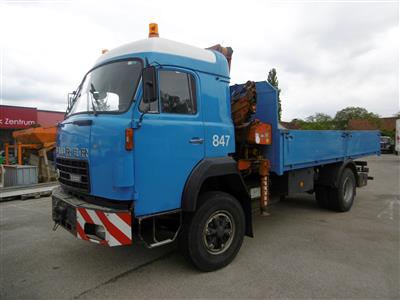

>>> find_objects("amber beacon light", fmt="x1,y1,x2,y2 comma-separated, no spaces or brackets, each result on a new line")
148,23,159,38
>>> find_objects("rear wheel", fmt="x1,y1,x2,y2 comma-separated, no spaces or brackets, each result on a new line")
179,191,245,272
329,168,356,212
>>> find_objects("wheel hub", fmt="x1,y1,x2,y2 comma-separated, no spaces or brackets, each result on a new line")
343,177,354,204
216,226,224,238
203,211,235,255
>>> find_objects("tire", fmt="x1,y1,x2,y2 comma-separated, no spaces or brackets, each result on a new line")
328,168,356,212
179,191,245,272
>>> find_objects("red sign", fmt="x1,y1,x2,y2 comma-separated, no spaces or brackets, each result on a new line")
37,110,64,127
0,106,38,129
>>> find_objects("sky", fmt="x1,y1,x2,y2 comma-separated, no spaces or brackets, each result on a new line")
0,0,398,121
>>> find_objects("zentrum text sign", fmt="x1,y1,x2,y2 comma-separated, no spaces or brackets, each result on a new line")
0,106,37,129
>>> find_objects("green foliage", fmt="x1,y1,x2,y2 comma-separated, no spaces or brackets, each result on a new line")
381,129,395,139
334,106,380,130
306,113,333,123
295,107,382,131
267,68,281,121
301,113,336,130
294,113,335,130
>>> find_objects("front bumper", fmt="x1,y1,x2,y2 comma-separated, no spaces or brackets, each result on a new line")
52,187,133,247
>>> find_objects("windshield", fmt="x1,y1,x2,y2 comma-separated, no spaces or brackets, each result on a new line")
68,59,142,116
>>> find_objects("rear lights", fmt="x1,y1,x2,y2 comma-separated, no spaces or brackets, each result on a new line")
125,128,134,150
247,121,272,145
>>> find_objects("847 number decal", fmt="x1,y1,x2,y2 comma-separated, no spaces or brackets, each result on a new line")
212,135,230,147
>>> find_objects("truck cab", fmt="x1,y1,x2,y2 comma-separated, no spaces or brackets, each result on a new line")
56,36,233,213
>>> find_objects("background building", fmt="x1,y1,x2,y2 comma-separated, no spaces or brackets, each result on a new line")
348,117,397,132
0,105,64,146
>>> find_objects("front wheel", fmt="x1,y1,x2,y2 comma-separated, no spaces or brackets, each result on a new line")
179,191,245,272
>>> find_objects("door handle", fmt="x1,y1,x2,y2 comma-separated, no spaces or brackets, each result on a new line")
189,137,204,144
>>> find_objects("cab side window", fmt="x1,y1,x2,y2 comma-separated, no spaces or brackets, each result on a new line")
159,70,196,114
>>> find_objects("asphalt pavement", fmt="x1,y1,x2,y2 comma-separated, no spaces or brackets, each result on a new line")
1,155,399,299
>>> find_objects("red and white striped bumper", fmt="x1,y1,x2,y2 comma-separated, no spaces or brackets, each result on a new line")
52,187,133,247
76,207,132,247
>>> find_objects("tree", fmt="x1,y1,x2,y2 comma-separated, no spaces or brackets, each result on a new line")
306,113,333,124
293,113,335,130
334,107,380,130
303,113,335,130
267,68,282,121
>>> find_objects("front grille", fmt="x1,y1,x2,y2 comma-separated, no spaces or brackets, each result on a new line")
56,158,90,192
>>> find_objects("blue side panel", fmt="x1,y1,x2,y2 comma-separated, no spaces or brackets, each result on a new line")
282,131,346,167
346,131,381,157
281,130,380,171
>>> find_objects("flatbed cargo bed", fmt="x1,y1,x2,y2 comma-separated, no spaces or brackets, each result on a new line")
233,82,380,175
279,129,379,173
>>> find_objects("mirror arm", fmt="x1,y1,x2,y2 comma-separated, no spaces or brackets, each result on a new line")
137,103,150,128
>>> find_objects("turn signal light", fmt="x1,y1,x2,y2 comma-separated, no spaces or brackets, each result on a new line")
125,128,134,150
149,23,159,38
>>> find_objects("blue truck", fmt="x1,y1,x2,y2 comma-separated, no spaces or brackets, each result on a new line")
52,24,380,271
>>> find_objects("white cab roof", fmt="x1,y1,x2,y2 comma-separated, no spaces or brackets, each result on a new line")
96,37,216,65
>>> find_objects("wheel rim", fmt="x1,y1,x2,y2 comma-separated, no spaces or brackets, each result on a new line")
202,210,235,255
343,177,354,204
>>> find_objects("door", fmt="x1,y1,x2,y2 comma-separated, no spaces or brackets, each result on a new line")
134,68,204,216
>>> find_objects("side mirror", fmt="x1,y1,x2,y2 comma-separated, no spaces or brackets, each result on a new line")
142,66,157,104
